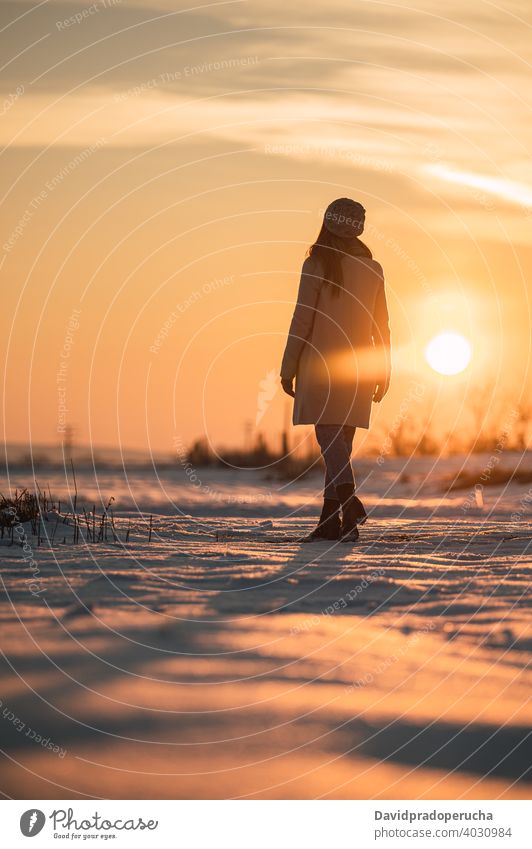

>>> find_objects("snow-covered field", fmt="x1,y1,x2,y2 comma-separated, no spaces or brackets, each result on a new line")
0,454,530,799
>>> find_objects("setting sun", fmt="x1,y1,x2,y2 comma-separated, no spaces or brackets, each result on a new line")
425,332,472,376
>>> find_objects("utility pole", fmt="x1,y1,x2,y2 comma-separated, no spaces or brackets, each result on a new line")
63,424,75,461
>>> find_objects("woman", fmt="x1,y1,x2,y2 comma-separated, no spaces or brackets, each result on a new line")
280,197,391,542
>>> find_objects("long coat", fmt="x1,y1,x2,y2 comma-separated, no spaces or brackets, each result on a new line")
280,253,390,428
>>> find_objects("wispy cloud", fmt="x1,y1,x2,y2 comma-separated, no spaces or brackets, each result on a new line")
426,163,532,209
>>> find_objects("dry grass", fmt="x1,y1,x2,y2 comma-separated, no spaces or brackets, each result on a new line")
0,472,156,548
0,489,41,529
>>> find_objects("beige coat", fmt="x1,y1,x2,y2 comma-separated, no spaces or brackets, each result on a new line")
280,253,390,428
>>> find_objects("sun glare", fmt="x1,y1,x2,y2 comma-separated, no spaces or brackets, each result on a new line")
425,332,472,376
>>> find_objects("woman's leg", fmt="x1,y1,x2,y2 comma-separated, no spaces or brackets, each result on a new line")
341,425,356,487
322,451,338,501
341,424,367,524
316,425,364,542
301,425,348,541
315,425,355,492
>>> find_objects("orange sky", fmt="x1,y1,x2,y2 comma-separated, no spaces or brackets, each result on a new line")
1,0,531,454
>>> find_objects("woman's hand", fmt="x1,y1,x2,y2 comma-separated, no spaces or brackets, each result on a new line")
281,377,295,398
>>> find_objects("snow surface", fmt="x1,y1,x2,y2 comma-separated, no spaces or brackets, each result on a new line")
0,455,530,799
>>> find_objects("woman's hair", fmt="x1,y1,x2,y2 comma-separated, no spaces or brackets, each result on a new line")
308,223,372,295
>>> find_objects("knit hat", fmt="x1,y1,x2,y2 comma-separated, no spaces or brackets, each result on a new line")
323,197,366,237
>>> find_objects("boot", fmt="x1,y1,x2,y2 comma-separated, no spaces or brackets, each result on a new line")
301,498,341,542
336,483,360,542
352,495,368,525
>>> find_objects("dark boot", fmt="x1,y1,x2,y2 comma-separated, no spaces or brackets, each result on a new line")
301,498,341,542
352,495,368,525
336,483,360,542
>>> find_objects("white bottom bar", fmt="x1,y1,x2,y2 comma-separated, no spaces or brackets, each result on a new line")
2,799,530,848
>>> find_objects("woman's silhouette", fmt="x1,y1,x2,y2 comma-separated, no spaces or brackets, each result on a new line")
280,198,391,542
